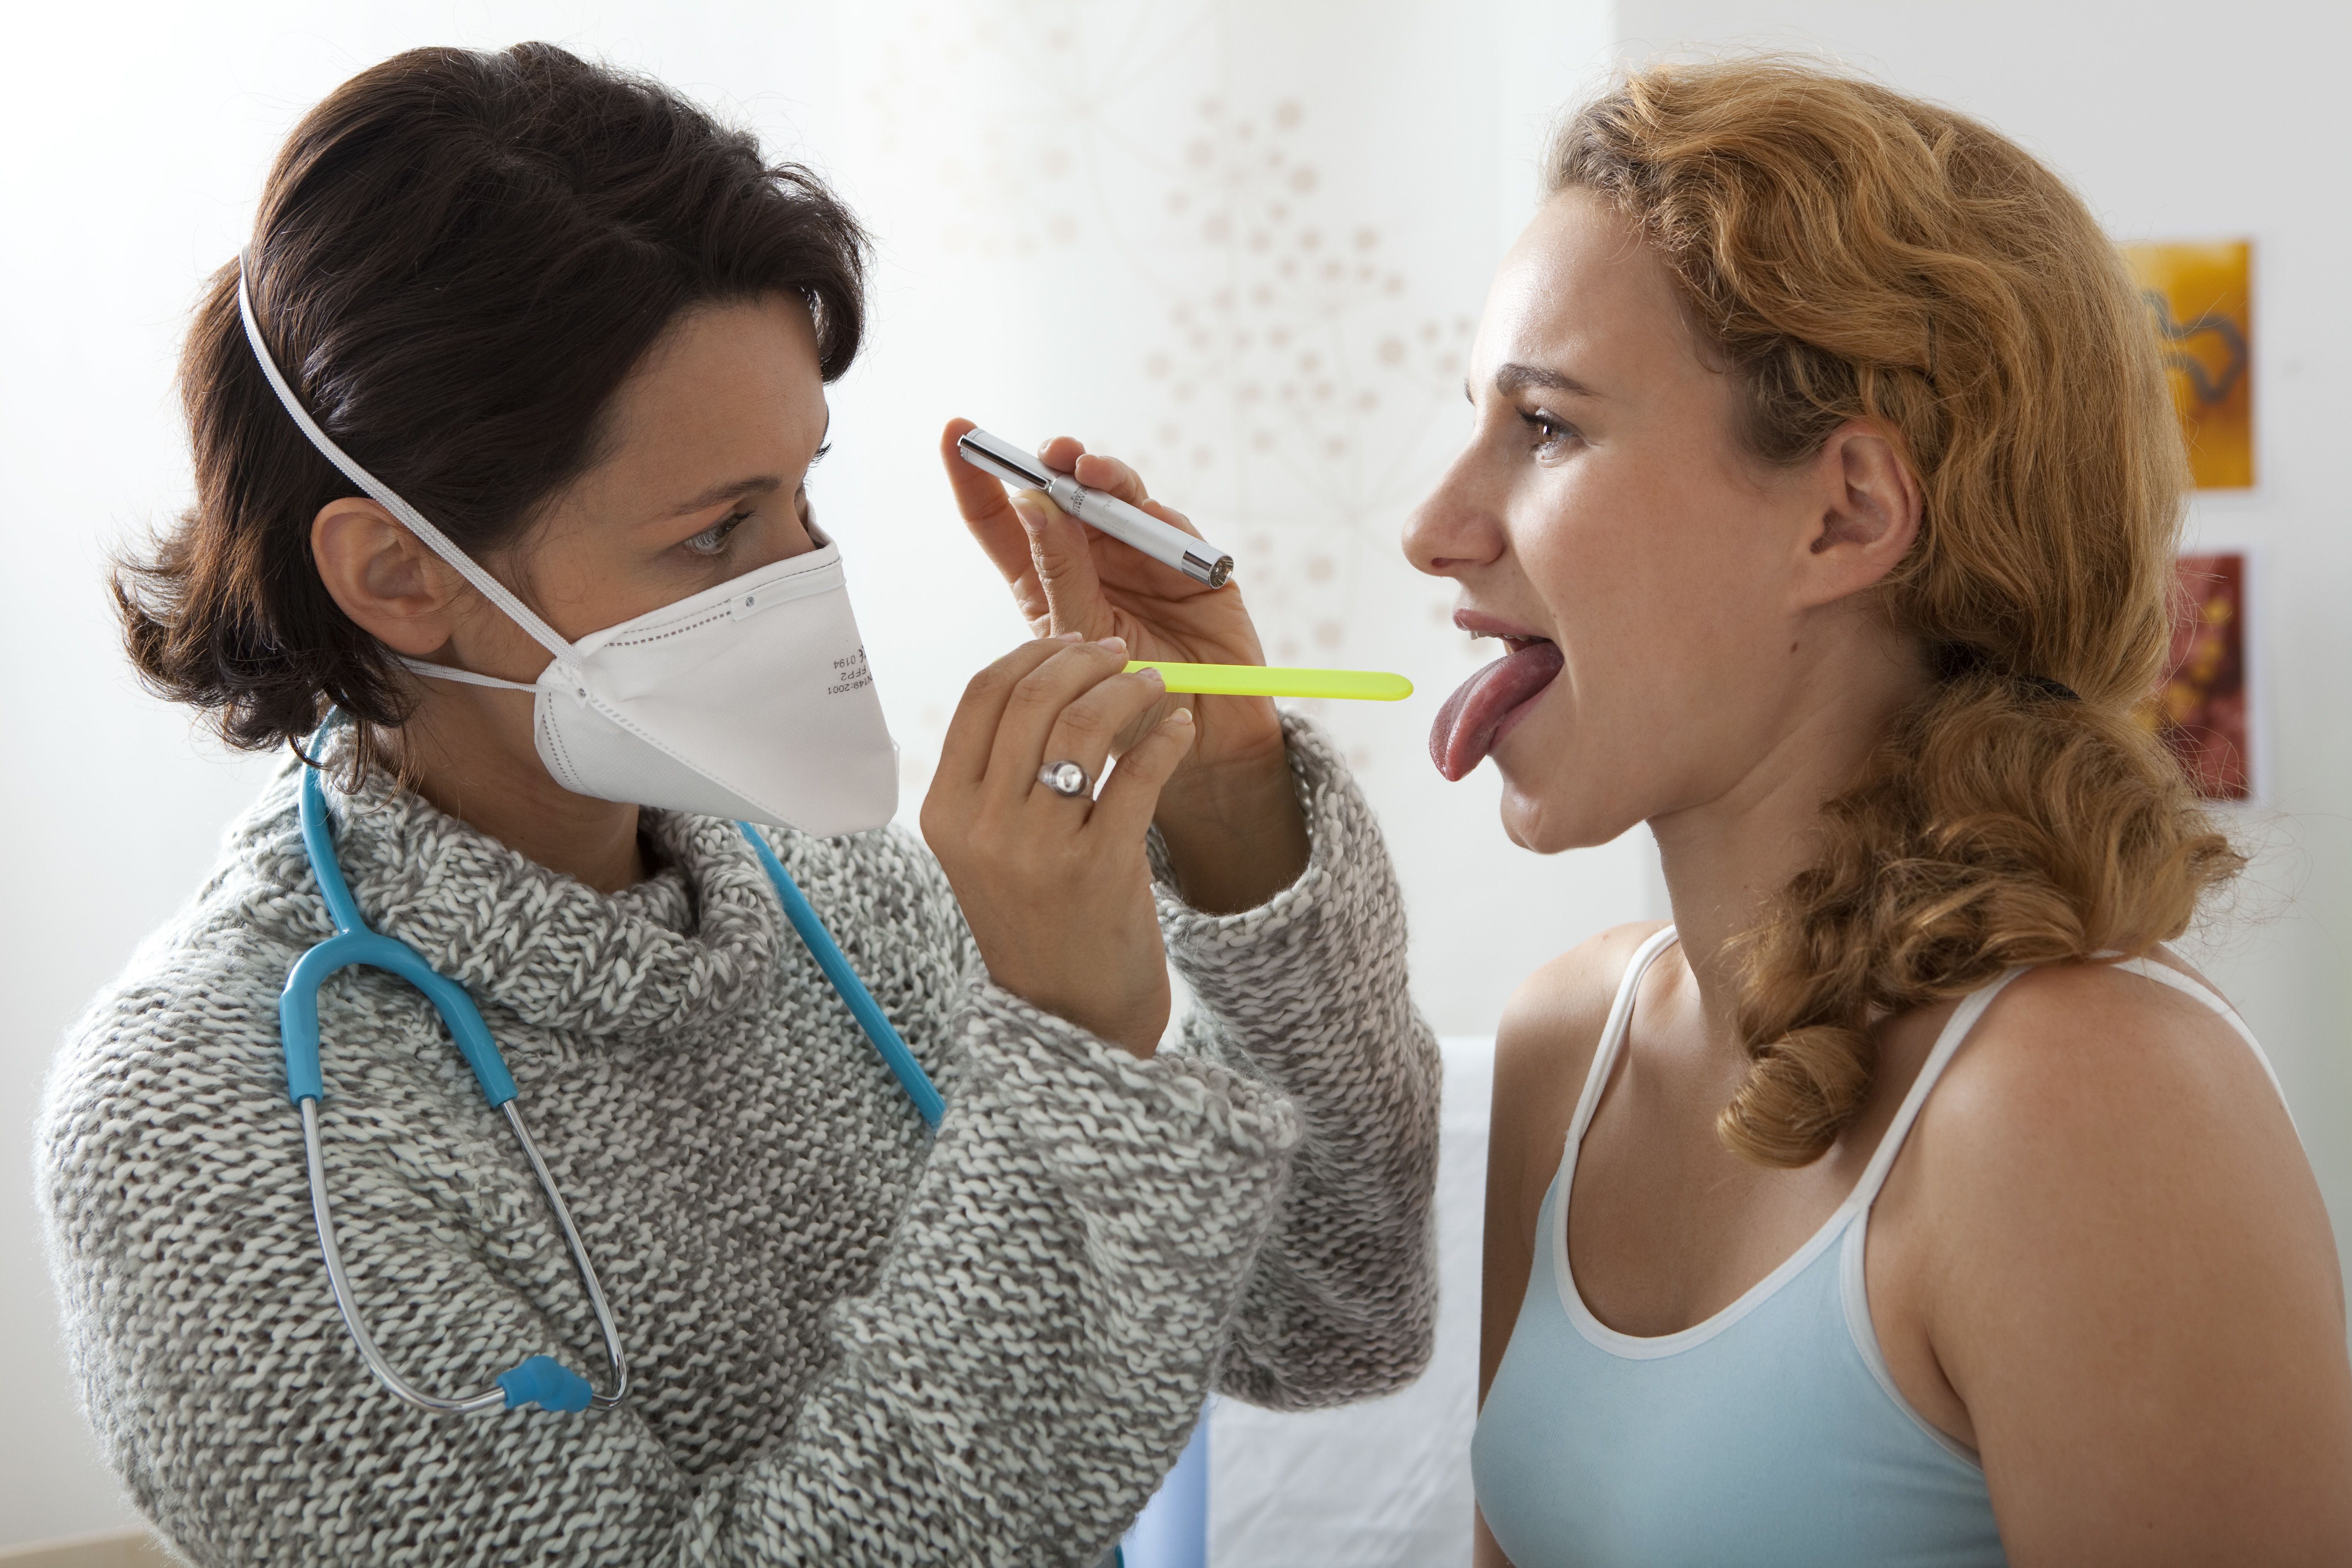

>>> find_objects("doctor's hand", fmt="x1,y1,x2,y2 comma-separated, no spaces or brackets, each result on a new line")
940,418,1308,916
921,635,1195,1057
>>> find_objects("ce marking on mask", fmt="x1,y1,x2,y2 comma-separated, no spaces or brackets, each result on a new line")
827,647,874,697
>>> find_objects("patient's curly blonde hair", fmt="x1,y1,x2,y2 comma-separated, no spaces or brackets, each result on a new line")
1550,59,2243,1166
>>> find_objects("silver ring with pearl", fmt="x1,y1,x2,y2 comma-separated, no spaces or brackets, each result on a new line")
1037,760,1092,798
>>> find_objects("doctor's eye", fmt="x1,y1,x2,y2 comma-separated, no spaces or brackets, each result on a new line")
683,508,752,556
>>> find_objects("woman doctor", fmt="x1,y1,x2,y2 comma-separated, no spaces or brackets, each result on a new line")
38,42,1437,1567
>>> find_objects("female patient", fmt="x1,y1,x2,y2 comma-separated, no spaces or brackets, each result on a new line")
39,43,1436,1566
1413,61,2352,1566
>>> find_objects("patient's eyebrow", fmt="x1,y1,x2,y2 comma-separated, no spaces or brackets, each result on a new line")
1494,362,1603,400
664,475,782,517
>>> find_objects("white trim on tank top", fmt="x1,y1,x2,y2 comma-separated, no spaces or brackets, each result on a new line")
1547,929,2291,1373
1839,1215,1989,1466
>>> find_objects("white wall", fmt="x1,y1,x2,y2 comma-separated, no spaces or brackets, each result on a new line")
0,0,1620,1548
1619,0,2352,1345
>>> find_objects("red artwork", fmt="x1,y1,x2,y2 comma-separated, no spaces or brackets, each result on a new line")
2158,552,2251,802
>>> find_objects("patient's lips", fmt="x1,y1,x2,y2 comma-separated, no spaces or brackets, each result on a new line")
1430,637,1564,781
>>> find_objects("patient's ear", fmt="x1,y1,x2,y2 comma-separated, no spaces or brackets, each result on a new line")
1792,420,1921,608
310,499,470,657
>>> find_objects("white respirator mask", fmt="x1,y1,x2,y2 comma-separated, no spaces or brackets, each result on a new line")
236,250,898,837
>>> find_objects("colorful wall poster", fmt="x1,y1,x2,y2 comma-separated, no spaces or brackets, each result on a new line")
2156,551,2251,802
2121,241,2253,489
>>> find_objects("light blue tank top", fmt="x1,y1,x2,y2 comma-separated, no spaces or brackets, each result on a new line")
1472,926,2283,1568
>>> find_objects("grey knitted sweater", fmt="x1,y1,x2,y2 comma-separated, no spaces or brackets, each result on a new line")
37,716,1437,1566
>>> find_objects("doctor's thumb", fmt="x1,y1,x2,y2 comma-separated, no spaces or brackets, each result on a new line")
1010,490,1106,637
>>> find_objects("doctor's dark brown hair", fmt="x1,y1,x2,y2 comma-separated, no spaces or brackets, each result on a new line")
116,42,868,769
1550,60,2241,1167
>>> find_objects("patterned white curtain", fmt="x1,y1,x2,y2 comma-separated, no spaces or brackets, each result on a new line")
826,0,1644,1057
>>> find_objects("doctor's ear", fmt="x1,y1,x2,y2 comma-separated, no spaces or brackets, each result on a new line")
1790,420,1922,608
311,499,474,657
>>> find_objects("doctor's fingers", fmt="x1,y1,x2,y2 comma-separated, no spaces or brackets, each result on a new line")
941,418,1051,620
978,639,1148,802
934,635,1087,787
1029,664,1169,805
1087,707,1197,844
1010,490,1113,639
1037,438,1207,542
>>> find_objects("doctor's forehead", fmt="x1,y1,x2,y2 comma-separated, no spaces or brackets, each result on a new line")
601,302,829,457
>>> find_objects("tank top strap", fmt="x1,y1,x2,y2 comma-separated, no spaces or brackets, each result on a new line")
1565,925,1685,1150
2102,954,2295,1129
1843,965,2034,1215
1567,938,2292,1221
1842,947,2300,1214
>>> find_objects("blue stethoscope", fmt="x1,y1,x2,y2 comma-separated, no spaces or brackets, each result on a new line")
281,715,944,1415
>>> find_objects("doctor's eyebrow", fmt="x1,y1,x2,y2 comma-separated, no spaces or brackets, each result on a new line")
661,415,833,517
664,475,783,516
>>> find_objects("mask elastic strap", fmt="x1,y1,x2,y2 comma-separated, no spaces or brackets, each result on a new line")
235,247,578,672
397,656,541,694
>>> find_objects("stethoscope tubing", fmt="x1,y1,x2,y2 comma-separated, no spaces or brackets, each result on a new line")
286,722,629,1415
737,823,947,1129
299,1096,635,1413
283,714,941,1418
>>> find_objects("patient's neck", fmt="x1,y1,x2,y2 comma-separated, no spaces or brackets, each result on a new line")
391,687,648,894
1646,634,1926,1047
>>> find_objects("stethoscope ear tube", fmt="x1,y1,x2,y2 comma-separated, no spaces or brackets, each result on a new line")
300,1096,506,1415
299,1095,629,1415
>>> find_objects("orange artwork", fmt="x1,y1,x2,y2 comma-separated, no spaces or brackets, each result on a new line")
2122,240,2254,489
2156,552,2251,802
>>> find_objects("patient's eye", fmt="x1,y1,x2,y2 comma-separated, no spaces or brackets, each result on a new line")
1522,407,1579,458
683,508,752,556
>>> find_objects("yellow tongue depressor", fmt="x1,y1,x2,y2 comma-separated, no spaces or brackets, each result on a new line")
1126,662,1413,701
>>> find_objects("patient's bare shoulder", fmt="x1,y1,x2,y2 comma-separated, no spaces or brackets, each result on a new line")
1897,957,2352,1556
1491,922,1668,1173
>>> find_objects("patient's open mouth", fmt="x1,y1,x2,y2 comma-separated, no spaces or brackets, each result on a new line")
1429,633,1563,781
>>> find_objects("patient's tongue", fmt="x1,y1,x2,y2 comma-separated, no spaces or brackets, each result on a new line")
1429,642,1564,781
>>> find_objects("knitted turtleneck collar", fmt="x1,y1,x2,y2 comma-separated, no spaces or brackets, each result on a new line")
239,743,794,1042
